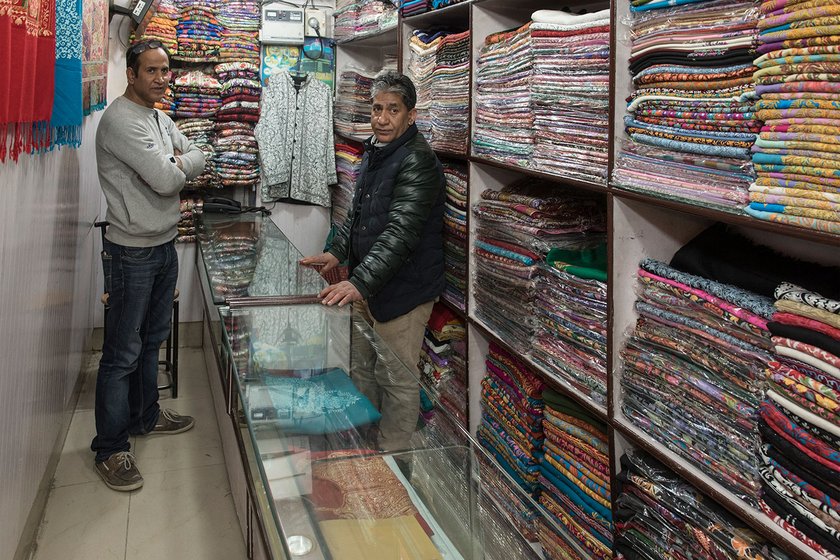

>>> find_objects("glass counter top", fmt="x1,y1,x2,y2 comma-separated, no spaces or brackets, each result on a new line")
196,213,327,306
216,303,590,560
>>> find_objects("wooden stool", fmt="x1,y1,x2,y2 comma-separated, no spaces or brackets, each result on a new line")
102,288,179,398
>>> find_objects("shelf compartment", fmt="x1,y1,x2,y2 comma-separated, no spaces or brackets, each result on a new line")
470,315,607,422
613,417,828,560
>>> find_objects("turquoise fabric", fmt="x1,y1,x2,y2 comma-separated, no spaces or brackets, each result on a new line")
262,368,381,434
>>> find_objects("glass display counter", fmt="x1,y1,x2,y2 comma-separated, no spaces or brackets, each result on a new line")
215,303,589,560
195,212,327,307
195,213,591,560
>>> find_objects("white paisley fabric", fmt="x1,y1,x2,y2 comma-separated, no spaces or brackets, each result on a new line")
255,71,337,206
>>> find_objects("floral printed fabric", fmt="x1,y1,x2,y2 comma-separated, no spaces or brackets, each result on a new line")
613,0,761,210
615,450,786,560
773,335,840,368
750,2,840,231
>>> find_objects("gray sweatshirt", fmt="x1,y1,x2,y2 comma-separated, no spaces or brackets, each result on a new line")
96,95,205,247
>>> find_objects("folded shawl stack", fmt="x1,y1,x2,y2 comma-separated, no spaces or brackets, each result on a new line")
441,162,468,312
334,68,377,140
478,343,545,541
532,242,608,407
176,118,218,189
211,62,260,190
216,61,261,124
613,0,761,212
746,0,840,234
333,0,358,41
133,0,179,54
217,0,260,65
400,0,430,17
529,9,611,184
472,180,606,353
419,302,467,427
614,450,790,560
536,389,612,560
171,69,222,119
473,23,534,167
173,0,221,63
332,141,363,228
406,30,444,142
760,278,840,558
213,121,259,188
430,30,470,153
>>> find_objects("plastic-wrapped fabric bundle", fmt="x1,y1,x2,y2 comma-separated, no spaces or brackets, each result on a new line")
176,118,218,189
537,388,612,560
529,9,611,184
615,450,791,560
431,31,470,153
406,30,444,142
532,242,608,406
442,163,468,312
472,180,606,352
620,257,773,503
332,141,363,228
419,302,467,427
334,68,377,140
473,23,534,166
745,1,840,234
333,0,398,40
612,0,761,212
333,0,358,40
478,343,545,540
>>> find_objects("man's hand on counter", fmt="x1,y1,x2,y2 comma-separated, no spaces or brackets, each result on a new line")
319,281,363,307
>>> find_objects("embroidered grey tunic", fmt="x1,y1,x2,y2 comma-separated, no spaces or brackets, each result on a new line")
255,71,337,206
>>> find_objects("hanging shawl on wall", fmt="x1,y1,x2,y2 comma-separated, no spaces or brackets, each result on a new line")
51,0,82,148
82,0,108,114
0,0,56,161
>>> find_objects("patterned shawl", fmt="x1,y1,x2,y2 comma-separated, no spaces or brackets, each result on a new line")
82,0,108,114
50,0,82,148
0,0,56,161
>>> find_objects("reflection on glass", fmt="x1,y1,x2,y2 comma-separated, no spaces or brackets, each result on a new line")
196,213,327,304
219,303,589,560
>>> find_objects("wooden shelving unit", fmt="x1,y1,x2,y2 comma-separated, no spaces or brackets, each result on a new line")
328,2,840,558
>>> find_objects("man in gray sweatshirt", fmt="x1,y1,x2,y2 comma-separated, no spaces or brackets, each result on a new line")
91,39,205,491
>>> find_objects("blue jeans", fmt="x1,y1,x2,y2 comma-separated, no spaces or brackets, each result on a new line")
91,239,178,463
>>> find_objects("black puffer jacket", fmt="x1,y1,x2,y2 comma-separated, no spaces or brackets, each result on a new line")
329,124,445,322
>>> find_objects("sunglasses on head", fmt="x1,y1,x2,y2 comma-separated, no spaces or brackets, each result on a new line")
127,40,165,65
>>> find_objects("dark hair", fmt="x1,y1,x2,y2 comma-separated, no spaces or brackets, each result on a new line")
126,39,170,74
371,71,417,110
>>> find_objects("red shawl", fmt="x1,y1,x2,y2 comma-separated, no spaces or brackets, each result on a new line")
1,0,56,161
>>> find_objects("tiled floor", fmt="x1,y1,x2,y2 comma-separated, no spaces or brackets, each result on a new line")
32,349,247,560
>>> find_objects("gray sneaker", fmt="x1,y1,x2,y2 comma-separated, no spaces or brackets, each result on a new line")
95,451,143,492
152,408,195,434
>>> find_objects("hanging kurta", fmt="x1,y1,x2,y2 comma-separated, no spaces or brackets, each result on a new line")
255,70,337,206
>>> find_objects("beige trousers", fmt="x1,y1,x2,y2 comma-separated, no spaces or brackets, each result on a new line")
351,299,435,452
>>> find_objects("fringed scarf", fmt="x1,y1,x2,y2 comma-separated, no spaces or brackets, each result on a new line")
0,0,56,161
50,0,83,149
82,0,108,114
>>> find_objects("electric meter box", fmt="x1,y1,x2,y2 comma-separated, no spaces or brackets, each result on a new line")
260,4,305,45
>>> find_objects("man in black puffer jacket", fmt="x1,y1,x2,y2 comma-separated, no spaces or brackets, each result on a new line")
302,71,445,452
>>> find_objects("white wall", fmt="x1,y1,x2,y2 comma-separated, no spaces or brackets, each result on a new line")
0,84,103,560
